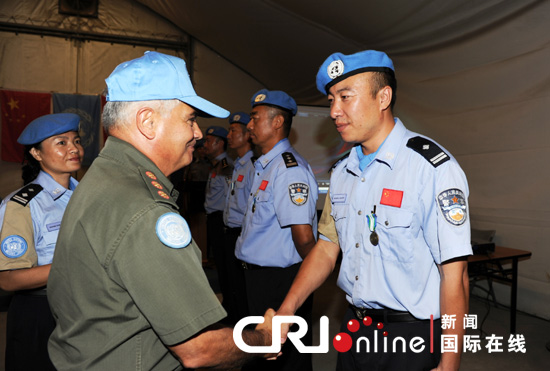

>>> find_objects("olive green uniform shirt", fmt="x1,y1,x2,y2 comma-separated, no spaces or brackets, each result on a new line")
48,136,226,370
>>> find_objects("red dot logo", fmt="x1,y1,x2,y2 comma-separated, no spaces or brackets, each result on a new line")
363,316,372,326
333,332,353,352
347,319,360,332
377,322,384,330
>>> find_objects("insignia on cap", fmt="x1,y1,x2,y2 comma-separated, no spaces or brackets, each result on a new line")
327,60,344,80
234,114,241,121
438,188,467,226
155,212,191,248
208,128,214,134
289,183,309,206
255,94,266,103
1,235,28,258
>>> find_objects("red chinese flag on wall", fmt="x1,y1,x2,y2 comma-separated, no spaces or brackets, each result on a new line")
1,90,51,162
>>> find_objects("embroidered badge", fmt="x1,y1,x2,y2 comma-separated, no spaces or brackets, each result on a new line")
254,94,266,103
332,194,347,203
259,180,269,191
1,235,28,259
151,181,163,190
234,114,241,121
289,183,309,206
327,60,344,80
156,213,191,248
438,188,467,226
158,190,170,199
380,188,404,208
145,171,157,180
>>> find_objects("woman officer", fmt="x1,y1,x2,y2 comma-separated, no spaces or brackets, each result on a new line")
0,113,83,371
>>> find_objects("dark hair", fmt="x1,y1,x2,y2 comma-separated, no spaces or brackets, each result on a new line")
21,144,42,184
265,105,293,137
370,71,397,111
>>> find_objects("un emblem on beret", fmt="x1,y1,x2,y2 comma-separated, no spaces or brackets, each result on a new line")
234,114,241,121
327,60,344,80
1,235,28,259
254,94,266,103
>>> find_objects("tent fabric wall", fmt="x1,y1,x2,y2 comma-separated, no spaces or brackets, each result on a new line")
0,0,549,319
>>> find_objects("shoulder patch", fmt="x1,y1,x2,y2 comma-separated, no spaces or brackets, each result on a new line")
407,137,450,168
10,184,43,207
156,212,191,248
282,152,298,168
1,235,28,258
437,188,468,226
289,183,309,206
329,151,351,173
139,168,175,204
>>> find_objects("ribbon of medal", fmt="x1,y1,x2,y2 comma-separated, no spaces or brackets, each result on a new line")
366,205,378,245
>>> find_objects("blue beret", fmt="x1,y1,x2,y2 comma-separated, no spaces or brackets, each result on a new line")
229,111,251,125
105,51,229,119
316,50,395,95
251,89,297,116
17,113,81,145
205,126,228,139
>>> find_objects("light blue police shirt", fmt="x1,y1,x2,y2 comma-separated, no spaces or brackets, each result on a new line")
223,150,255,228
323,118,472,319
0,171,78,267
204,152,233,214
235,139,318,268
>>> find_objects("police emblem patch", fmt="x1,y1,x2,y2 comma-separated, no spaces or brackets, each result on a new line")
1,235,28,258
155,212,191,248
327,60,344,80
437,188,467,226
289,183,309,206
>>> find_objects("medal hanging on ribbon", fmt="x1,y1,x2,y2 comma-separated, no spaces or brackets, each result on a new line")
366,205,378,246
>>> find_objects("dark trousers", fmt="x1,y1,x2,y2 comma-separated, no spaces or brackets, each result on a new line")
242,263,313,371
222,226,249,325
337,306,441,371
207,210,226,286
5,293,56,371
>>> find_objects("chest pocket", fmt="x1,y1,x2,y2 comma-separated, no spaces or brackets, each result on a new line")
376,207,414,263
331,197,349,236
251,190,274,225
37,230,59,265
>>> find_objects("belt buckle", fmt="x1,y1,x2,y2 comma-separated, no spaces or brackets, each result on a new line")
241,261,248,270
354,307,365,320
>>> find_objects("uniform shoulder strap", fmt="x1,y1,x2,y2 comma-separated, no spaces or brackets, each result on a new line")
251,156,258,165
10,184,43,207
282,152,298,168
406,136,450,168
139,168,176,205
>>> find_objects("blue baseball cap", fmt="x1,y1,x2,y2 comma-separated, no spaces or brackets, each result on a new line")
17,113,81,145
105,51,229,118
229,112,251,125
205,126,228,139
316,50,395,95
251,89,297,116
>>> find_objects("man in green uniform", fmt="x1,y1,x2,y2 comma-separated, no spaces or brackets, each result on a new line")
47,51,274,370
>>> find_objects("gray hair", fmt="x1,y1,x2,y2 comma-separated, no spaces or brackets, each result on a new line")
102,99,180,132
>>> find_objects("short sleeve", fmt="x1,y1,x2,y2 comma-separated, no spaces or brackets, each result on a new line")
0,201,38,270
273,167,317,227
108,206,226,346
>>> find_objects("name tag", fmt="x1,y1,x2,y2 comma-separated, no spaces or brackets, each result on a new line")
332,194,347,203
46,222,61,232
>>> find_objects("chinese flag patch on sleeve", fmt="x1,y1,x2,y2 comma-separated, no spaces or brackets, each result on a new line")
380,188,404,208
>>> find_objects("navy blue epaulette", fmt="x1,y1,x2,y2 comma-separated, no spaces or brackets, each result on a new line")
282,152,298,168
10,184,43,207
407,136,450,168
221,158,229,169
329,151,351,173
251,156,258,165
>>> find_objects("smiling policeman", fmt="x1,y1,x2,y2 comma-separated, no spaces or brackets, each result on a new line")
277,50,472,371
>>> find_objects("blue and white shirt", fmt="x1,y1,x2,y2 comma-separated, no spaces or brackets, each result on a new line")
223,150,255,228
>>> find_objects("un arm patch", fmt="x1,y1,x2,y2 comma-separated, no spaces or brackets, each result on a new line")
407,137,450,167
155,213,191,248
437,188,467,226
1,235,28,258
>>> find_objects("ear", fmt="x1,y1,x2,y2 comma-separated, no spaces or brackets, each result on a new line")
29,147,42,162
135,107,156,140
272,114,284,130
379,86,393,111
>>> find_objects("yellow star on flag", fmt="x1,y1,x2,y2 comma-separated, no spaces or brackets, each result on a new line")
7,98,19,110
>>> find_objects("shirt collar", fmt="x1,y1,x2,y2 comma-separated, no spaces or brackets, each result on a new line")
235,150,253,169
257,138,291,169
36,171,77,200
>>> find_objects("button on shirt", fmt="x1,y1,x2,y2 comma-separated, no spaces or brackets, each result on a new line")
0,171,78,268
223,150,255,228
235,139,318,268
204,152,234,214
320,118,472,319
